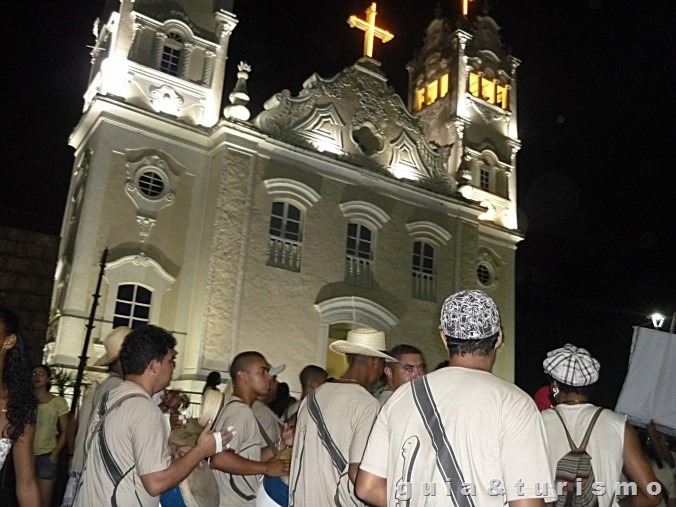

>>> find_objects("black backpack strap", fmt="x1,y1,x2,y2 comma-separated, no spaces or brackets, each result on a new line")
411,377,475,507
306,391,347,473
552,407,578,450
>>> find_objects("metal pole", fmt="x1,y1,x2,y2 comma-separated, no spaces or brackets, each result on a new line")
70,247,108,412
670,312,676,335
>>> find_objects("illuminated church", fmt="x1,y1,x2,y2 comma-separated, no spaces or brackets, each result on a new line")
48,0,522,393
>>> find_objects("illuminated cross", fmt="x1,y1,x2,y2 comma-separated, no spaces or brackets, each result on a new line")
462,0,475,17
347,3,394,58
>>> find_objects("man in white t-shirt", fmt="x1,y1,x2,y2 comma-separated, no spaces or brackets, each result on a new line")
541,344,660,507
357,290,557,507
289,328,396,507
74,325,228,507
377,344,426,406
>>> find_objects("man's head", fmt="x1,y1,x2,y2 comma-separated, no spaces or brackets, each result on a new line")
95,326,131,374
299,365,328,394
329,328,396,387
230,351,272,398
440,290,502,358
120,325,177,394
543,343,600,399
384,344,426,390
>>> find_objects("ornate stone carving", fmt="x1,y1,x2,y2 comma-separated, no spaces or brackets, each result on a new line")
254,58,445,182
466,97,507,124
149,85,184,116
136,217,156,242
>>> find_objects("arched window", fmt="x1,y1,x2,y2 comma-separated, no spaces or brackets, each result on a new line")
160,32,183,76
113,284,152,329
268,201,303,271
411,241,435,301
345,222,373,288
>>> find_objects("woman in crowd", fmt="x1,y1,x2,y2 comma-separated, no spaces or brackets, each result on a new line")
32,364,69,507
0,305,40,506
202,371,222,395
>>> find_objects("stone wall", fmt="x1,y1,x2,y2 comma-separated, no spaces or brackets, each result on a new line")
0,226,59,365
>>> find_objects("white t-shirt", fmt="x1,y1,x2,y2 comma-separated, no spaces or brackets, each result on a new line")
361,367,557,506
252,400,281,444
74,381,171,507
542,404,626,507
289,382,380,507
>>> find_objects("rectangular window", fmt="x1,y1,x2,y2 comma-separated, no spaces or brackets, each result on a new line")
345,222,373,288
469,72,480,97
414,88,425,111
481,77,495,104
496,84,509,110
480,167,491,191
439,74,449,98
268,201,303,272
112,284,152,329
426,80,438,105
412,241,435,301
160,46,181,76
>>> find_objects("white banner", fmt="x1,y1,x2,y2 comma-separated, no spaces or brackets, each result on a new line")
614,327,676,436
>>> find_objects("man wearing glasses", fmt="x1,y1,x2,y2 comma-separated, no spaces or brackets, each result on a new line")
378,344,426,406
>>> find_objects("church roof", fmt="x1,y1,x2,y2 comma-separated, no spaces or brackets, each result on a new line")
253,58,447,184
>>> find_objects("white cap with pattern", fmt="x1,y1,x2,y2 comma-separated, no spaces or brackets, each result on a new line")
440,290,501,341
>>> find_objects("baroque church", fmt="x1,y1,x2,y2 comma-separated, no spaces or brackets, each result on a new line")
47,0,523,394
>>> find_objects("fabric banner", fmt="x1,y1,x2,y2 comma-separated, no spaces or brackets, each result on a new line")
615,327,676,436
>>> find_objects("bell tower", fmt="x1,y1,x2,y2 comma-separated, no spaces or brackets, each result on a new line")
83,0,237,127
407,2,521,230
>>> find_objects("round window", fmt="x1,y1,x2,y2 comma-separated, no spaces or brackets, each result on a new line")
476,263,492,286
137,170,166,199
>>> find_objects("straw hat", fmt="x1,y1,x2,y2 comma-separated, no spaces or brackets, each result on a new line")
94,326,132,366
199,388,225,428
329,328,397,361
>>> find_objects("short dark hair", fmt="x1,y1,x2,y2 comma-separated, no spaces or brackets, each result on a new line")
387,344,423,361
229,351,265,385
299,365,327,389
555,379,596,399
120,325,176,376
445,333,498,357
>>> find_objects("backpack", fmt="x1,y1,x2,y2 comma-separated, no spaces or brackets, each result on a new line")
552,407,604,507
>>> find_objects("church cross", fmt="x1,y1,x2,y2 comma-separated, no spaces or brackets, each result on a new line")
462,0,475,17
347,3,394,58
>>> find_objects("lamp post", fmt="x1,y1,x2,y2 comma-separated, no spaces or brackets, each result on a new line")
650,312,665,329
70,247,108,412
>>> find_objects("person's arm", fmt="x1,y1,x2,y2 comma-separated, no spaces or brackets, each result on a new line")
140,421,230,497
13,424,41,507
209,449,289,477
622,423,661,507
51,412,70,463
355,468,386,506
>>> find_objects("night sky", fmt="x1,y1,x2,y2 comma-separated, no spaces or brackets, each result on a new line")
3,0,674,404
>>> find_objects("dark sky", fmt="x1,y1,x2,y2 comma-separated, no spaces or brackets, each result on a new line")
4,0,674,403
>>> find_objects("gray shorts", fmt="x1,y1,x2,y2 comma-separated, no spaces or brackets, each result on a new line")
35,453,58,481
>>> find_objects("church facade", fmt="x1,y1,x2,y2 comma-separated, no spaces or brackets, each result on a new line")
48,0,522,393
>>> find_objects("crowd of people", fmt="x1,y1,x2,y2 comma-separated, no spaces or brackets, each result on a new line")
0,290,674,506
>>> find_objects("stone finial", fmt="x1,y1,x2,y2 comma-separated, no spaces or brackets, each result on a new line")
223,61,252,121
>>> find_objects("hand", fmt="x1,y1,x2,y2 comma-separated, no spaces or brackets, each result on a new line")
264,457,290,477
195,421,233,458
49,452,59,464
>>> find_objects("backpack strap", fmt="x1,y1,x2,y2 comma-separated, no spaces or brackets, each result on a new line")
411,376,475,507
553,406,604,451
579,408,604,451
306,391,347,474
